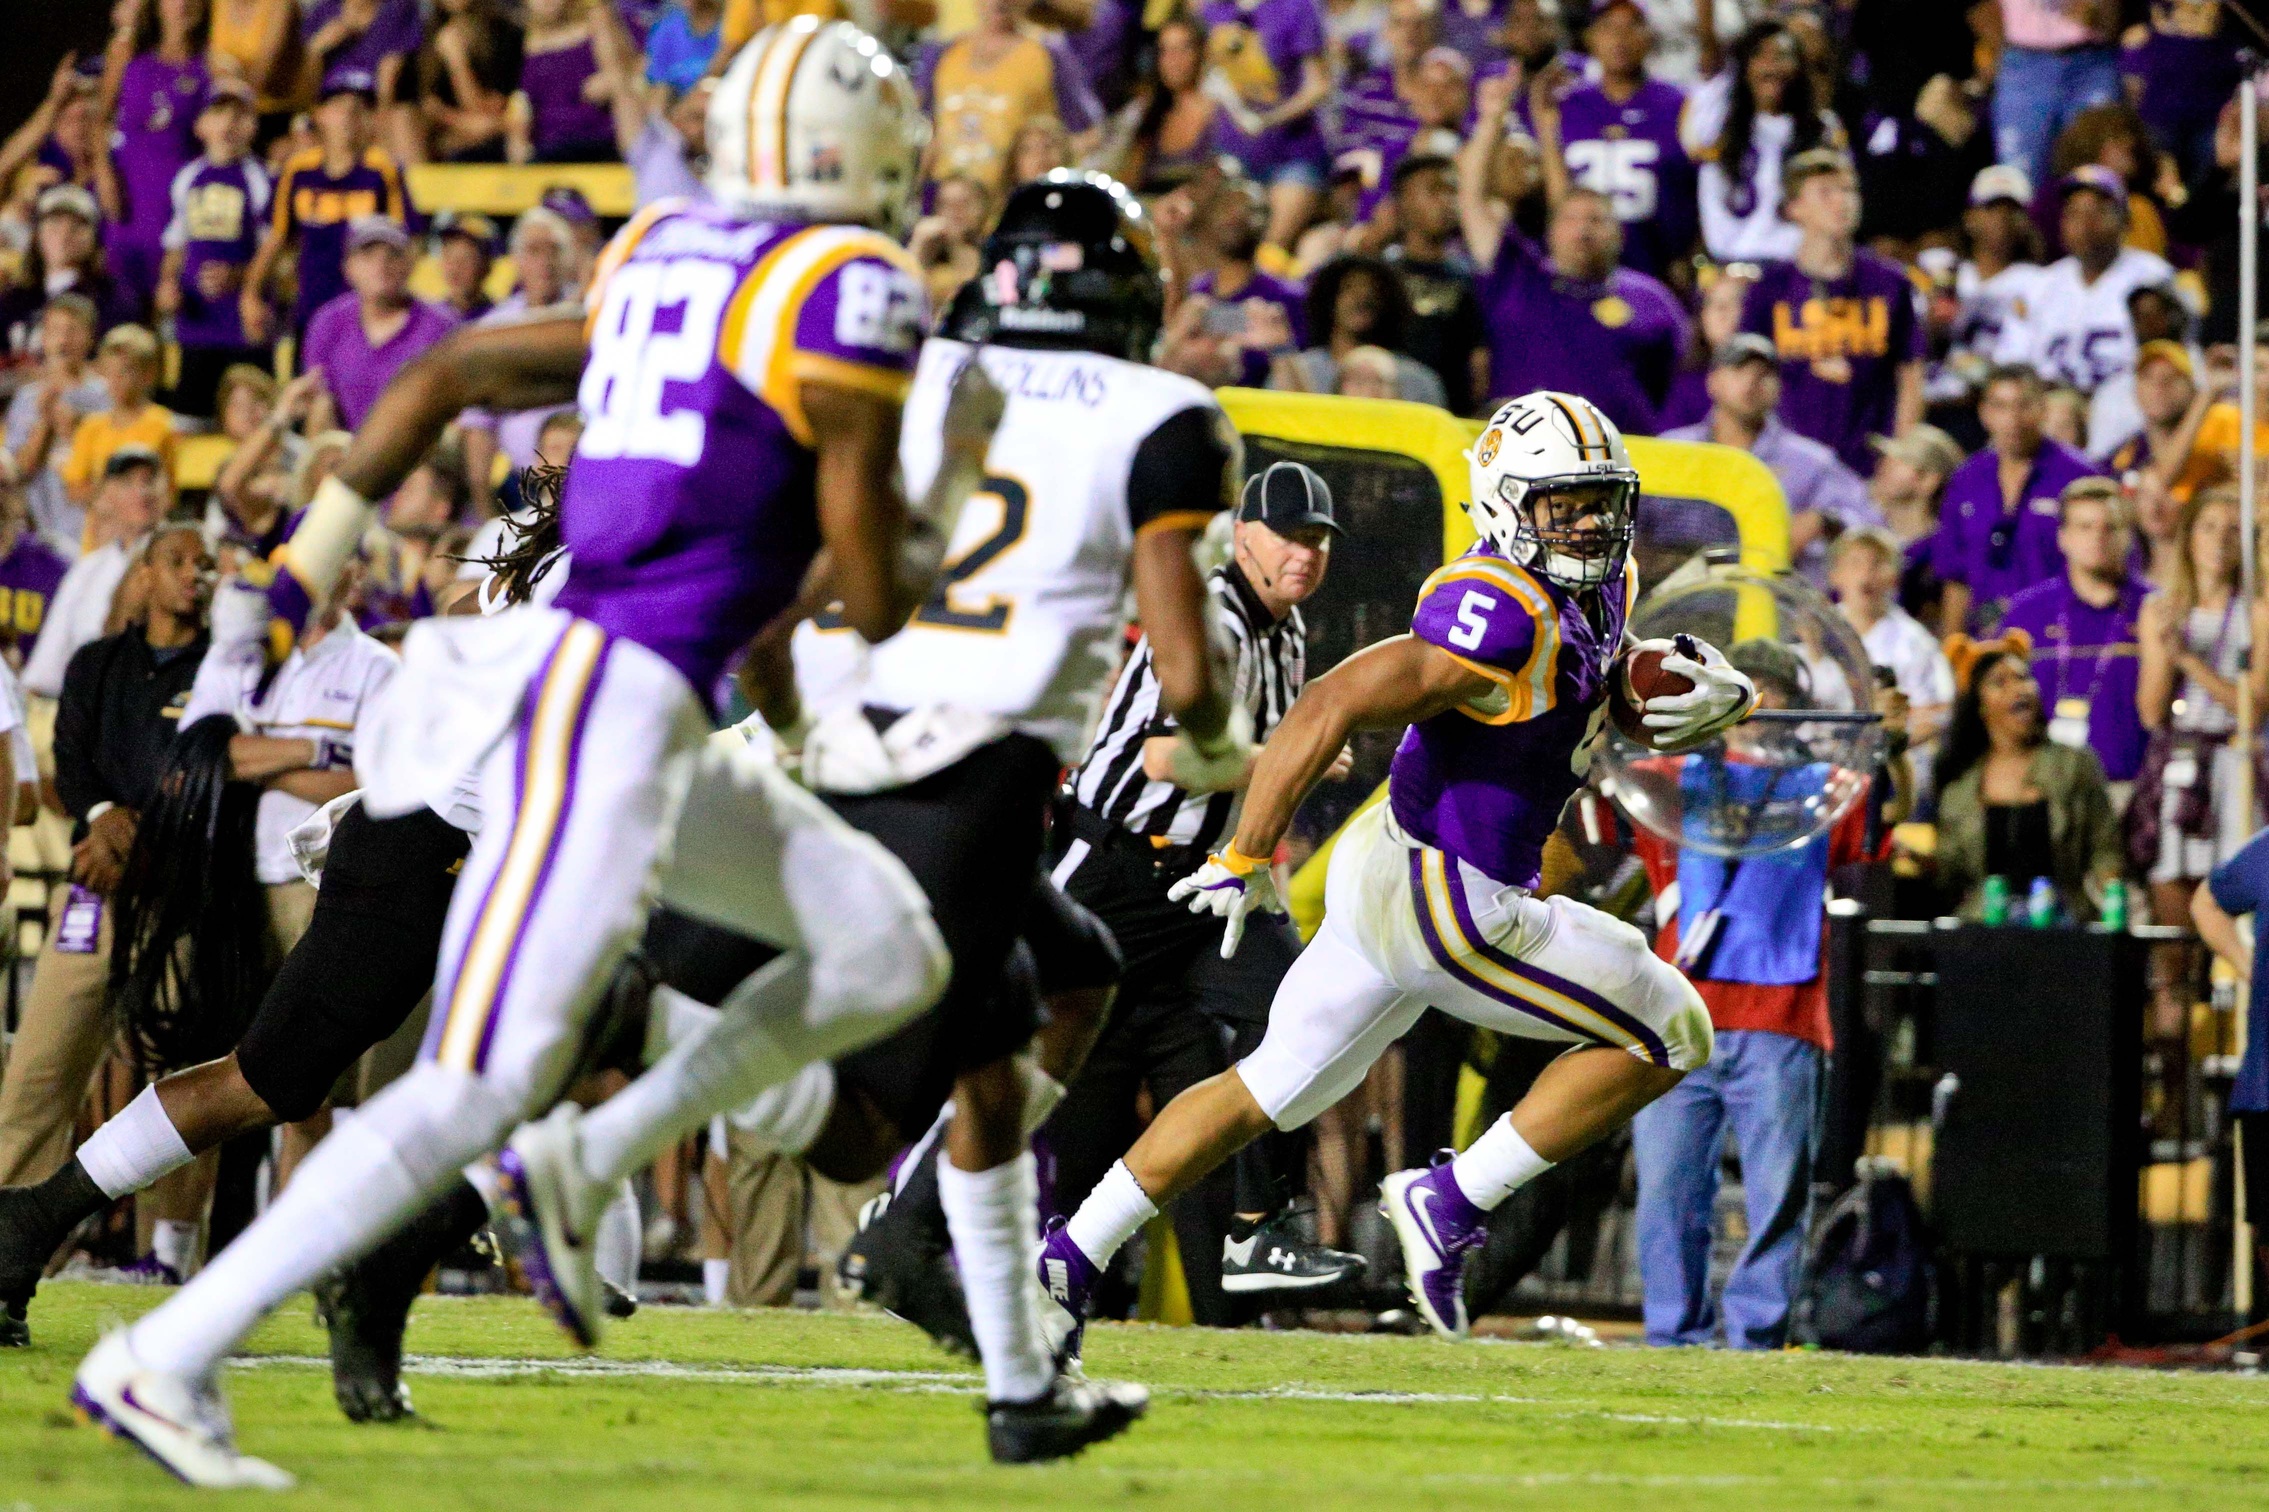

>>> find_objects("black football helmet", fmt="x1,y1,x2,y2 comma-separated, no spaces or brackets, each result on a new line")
941,169,1163,362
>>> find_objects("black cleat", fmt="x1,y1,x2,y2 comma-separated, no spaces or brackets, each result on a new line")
603,1280,639,1319
1219,1209,1368,1295
838,1185,978,1359
0,1296,26,1349
314,1269,415,1423
986,1374,1148,1464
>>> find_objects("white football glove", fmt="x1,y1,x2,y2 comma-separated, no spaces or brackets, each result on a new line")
1162,703,1255,794
1167,842,1286,958
1641,638,1756,748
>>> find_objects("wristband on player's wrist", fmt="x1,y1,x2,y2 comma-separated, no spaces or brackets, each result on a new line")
1218,841,1271,875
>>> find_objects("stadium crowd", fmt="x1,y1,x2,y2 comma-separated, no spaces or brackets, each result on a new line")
0,0,2268,1351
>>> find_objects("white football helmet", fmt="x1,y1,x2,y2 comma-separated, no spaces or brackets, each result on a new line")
1463,391,1640,589
706,18,927,237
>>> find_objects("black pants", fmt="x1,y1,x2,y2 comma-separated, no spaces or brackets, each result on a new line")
234,804,471,1123
1046,819,1307,1324
824,734,1064,1140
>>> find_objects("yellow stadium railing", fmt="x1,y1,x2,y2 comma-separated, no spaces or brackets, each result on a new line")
406,163,636,219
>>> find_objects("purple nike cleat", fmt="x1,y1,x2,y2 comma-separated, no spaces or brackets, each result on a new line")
1379,1151,1488,1340
1036,1217,1098,1367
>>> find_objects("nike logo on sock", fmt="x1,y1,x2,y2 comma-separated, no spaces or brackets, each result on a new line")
1045,1258,1071,1304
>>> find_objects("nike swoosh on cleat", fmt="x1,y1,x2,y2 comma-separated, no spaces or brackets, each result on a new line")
118,1383,198,1439
1407,1186,1449,1260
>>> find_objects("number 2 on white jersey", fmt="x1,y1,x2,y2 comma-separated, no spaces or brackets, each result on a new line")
578,258,737,467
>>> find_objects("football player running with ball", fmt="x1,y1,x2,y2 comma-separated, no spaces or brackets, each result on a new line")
1039,391,1756,1347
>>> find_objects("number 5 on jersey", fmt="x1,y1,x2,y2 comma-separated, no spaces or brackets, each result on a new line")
1446,590,1496,651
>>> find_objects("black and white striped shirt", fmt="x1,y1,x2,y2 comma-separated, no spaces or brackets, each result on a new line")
1067,563,1304,851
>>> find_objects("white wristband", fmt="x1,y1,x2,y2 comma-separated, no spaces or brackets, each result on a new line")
85,801,114,824
284,474,377,596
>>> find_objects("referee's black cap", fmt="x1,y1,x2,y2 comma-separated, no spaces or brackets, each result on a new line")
1238,461,1343,537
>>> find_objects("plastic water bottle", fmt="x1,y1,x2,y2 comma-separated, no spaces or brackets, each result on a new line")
1981,875,2011,926
2026,876,2057,928
2100,877,2129,932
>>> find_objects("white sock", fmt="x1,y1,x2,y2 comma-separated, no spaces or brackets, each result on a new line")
1065,1160,1158,1271
151,1219,198,1279
1450,1116,1555,1210
577,956,820,1188
129,1066,514,1381
938,1151,1053,1403
593,1178,640,1296
703,1257,730,1306
77,1086,194,1200
725,1061,836,1156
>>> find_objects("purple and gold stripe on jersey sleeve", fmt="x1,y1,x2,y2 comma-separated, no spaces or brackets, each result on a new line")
717,224,925,445
1408,846,1672,1067
1415,556,1560,724
431,620,610,1074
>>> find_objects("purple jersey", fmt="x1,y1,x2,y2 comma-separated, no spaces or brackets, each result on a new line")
1741,251,1925,474
272,148,412,330
163,157,272,349
1200,0,1330,175
1930,438,2102,631
112,53,209,248
0,531,70,659
1390,546,1637,888
304,0,423,95
556,202,928,700
1548,79,1695,282
1477,229,1687,435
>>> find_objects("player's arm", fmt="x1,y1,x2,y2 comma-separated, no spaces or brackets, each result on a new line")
1128,404,1245,782
271,316,585,640
1132,528,1231,743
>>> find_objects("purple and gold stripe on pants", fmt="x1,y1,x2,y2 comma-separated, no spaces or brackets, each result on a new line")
432,620,611,1073
1407,847,1673,1068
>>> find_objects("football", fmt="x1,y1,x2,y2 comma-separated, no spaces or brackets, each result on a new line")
1608,635,1700,748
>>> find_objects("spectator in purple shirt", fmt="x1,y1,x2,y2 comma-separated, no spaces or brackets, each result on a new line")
2120,0,2242,185
1168,175,1309,387
1199,0,1333,256
508,0,619,165
1998,476,2149,785
102,0,211,315
155,79,270,420
300,217,461,433
1740,149,1925,475
1662,333,1876,584
303,0,424,112
0,453,70,668
1933,364,2104,635
1459,73,1688,434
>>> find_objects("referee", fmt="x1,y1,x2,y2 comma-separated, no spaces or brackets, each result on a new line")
1045,461,1363,1320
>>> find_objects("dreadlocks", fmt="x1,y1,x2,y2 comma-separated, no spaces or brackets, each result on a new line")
108,715,270,1076
465,462,566,607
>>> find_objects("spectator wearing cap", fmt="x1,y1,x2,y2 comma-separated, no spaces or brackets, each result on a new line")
241,77,411,343
1998,476,2150,792
2086,283,2195,462
0,452,70,667
155,77,271,420
1867,423,1964,627
2102,339,2200,486
22,444,163,699
1990,0,2121,197
0,187,136,374
2150,327,2269,508
1661,332,1874,583
1050,459,1359,1321
7,296,110,557
456,207,576,513
537,185,604,273
1380,154,1485,417
1933,364,2104,636
1994,165,2175,398
59,326,177,516
1523,0,1697,284
301,217,461,434
1934,165,2043,410
431,212,499,321
1460,72,1687,433
1738,149,1925,475
302,0,423,112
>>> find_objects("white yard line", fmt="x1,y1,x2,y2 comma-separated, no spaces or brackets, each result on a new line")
227,1354,1855,1432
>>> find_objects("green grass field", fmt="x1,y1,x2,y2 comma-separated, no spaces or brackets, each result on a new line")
5,1281,2269,1510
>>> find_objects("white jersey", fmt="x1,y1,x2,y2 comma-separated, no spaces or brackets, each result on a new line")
1681,76,1838,263
804,338,1231,764
1932,258,2041,400
1995,246,2175,394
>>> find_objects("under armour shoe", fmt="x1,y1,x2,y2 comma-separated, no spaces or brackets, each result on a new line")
1035,1216,1097,1366
985,1372,1148,1464
1219,1209,1368,1295
837,1146,977,1358
497,1107,609,1350
72,1330,294,1489
1379,1152,1488,1340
